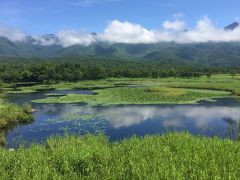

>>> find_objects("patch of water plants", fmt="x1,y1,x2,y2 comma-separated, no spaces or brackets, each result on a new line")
36,114,107,137
6,85,55,94
47,113,103,123
32,86,230,105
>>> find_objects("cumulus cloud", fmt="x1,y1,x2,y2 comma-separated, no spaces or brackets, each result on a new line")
96,17,240,45
98,20,156,43
97,17,240,44
2,15,240,47
0,25,26,42
175,16,240,43
57,30,96,47
162,20,186,31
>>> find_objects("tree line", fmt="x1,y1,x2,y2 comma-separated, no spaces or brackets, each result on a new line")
0,57,239,83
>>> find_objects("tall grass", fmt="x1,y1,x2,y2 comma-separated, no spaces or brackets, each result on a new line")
0,133,239,179
0,103,33,129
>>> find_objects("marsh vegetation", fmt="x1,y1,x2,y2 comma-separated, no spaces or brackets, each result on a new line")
0,103,33,129
28,75,237,105
0,74,240,179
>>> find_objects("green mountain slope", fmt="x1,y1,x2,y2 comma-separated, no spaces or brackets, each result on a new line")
1,36,240,67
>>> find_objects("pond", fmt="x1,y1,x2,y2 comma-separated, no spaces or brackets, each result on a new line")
5,89,240,148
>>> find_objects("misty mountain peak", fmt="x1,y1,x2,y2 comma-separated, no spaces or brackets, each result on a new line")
224,22,240,30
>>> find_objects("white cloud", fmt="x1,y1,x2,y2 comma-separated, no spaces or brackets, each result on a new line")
2,15,240,47
162,20,186,31
29,35,57,46
96,17,240,45
235,17,240,22
57,30,96,47
196,16,214,31
175,16,240,43
97,20,156,43
0,25,26,42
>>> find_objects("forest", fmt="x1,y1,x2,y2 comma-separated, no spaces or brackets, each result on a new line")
0,56,239,83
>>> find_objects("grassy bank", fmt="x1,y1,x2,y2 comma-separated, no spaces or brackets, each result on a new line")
0,103,33,129
0,103,33,146
0,133,239,179
0,81,34,145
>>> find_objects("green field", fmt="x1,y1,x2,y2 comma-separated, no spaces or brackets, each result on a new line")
0,133,240,179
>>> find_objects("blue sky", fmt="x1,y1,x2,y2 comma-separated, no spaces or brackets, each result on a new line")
0,0,239,34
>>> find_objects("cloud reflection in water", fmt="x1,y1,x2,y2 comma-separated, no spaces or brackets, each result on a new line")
101,106,240,129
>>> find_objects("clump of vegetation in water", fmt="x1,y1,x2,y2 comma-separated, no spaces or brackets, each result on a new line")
0,132,6,146
0,103,33,129
5,79,139,94
47,113,102,122
6,85,55,94
0,133,239,179
33,86,230,105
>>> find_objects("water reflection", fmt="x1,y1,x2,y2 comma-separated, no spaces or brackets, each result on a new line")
4,91,240,147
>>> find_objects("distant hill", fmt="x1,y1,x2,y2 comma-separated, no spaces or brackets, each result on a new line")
1,22,240,67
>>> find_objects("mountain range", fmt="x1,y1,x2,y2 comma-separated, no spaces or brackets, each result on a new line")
0,22,240,67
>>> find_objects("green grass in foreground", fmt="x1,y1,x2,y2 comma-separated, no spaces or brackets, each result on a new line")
0,133,239,179
33,86,230,105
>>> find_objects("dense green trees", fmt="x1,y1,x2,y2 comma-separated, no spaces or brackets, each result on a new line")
0,57,239,83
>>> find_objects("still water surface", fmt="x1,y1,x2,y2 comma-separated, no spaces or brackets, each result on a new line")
5,90,240,148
